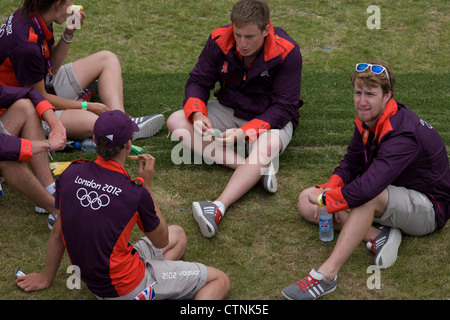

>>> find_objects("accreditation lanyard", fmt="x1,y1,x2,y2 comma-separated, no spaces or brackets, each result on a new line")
362,129,370,165
31,13,54,81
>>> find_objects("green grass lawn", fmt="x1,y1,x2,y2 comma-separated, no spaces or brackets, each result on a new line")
0,0,448,300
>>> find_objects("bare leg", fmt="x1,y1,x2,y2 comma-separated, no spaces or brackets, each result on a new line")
216,131,280,208
72,51,124,112
0,161,58,215
59,109,98,139
168,110,280,208
194,266,230,300
160,225,187,261
315,190,389,281
0,99,54,187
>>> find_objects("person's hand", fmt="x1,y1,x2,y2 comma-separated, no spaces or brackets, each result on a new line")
191,112,212,137
47,123,66,152
309,187,331,220
86,102,109,116
15,273,51,292
136,154,156,190
213,128,245,146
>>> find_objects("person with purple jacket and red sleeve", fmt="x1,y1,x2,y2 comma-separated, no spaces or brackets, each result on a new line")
167,0,302,238
0,85,65,227
282,62,450,300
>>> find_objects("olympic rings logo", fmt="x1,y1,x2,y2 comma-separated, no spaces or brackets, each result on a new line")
76,188,110,210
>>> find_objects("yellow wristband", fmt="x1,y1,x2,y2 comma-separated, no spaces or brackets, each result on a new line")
317,193,325,207
81,101,88,111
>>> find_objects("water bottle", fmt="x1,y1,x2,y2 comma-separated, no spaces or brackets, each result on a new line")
319,206,334,241
75,139,97,153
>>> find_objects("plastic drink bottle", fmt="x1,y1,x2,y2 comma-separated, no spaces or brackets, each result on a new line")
75,139,97,153
319,206,334,241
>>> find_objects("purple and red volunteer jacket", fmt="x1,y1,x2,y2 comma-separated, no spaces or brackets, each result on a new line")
56,157,160,298
0,85,54,162
319,99,450,229
184,22,302,141
0,9,54,87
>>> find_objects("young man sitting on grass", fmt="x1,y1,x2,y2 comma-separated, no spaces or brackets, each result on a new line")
282,61,450,300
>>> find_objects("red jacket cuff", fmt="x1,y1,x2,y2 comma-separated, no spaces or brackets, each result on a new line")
184,97,207,122
316,174,345,189
240,119,271,143
19,139,33,162
325,187,349,213
36,100,55,120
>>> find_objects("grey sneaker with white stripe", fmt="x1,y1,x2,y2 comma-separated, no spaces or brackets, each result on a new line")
367,226,402,269
282,268,337,300
130,114,164,140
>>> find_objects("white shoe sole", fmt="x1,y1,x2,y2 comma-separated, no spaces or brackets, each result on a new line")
133,114,164,140
375,228,402,269
261,162,277,193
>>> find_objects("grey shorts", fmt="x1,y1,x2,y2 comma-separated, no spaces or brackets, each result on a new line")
0,120,10,135
206,100,294,154
48,63,84,100
97,237,208,300
374,185,437,236
42,63,82,135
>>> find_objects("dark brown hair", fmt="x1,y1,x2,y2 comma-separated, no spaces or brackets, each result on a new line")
95,136,125,161
21,0,66,15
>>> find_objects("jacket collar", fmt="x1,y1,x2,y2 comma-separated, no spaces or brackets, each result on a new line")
94,156,130,178
212,21,294,62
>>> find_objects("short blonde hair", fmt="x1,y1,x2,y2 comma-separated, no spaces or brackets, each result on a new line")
230,0,270,31
351,61,395,97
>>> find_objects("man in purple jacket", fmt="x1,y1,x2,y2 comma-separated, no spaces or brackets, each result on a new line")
282,62,450,300
0,85,65,228
167,0,302,237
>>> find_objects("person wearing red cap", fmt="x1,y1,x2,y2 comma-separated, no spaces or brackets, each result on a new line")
16,110,230,300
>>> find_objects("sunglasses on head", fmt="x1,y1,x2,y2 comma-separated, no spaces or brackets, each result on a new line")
355,63,390,83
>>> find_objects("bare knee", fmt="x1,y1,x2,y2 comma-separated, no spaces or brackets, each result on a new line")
298,187,317,222
15,99,36,116
167,110,188,134
206,267,230,298
99,50,120,65
168,225,187,252
251,132,281,165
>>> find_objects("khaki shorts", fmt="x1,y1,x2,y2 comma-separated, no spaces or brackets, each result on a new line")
47,63,84,100
97,237,208,300
374,185,437,236
206,100,294,154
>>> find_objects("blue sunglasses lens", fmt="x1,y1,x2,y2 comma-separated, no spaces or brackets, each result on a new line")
371,65,384,74
356,63,369,71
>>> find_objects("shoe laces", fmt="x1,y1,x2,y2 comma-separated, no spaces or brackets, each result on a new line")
212,203,223,225
368,238,376,253
296,274,320,292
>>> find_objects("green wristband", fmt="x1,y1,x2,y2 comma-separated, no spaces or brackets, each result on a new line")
81,101,88,110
